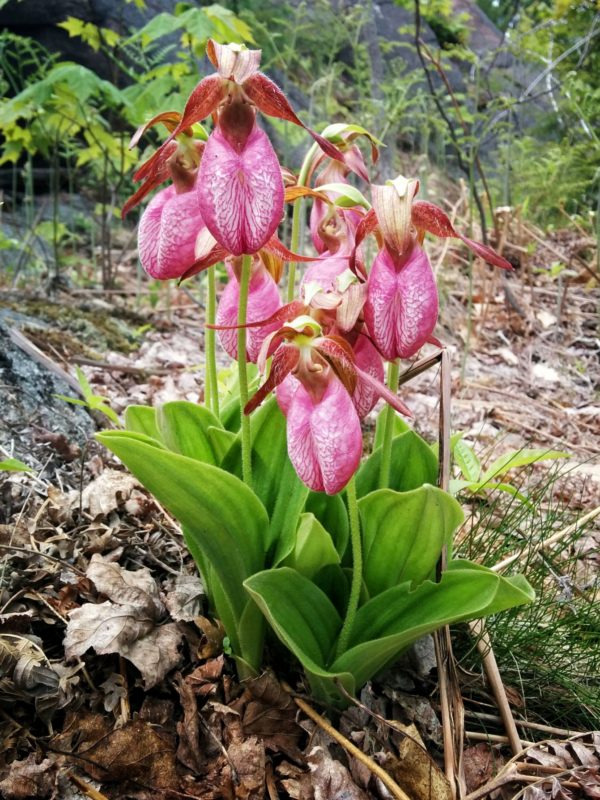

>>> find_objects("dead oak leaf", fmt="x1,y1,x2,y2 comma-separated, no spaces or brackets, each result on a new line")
68,468,140,518
64,602,181,688
0,755,57,799
308,746,369,800
87,553,164,615
53,711,179,789
64,555,182,688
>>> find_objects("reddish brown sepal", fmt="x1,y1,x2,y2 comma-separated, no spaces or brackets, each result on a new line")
178,244,229,282
313,335,357,396
243,73,345,163
245,346,300,414
264,236,318,263
207,300,308,331
122,141,178,218
412,200,513,271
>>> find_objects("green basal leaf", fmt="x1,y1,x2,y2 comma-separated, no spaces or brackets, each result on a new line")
244,568,355,704
124,405,160,440
312,564,351,618
281,513,340,579
454,439,482,482
373,408,411,450
96,432,269,668
0,457,32,472
207,426,236,462
157,401,222,464
305,492,349,561
330,567,534,686
220,396,241,432
223,398,308,559
358,486,463,595
480,448,569,484
357,431,438,497
445,560,535,616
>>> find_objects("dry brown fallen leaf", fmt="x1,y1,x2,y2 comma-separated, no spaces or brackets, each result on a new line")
464,742,504,793
380,721,452,800
52,711,179,790
232,671,303,759
67,468,140,518
164,574,205,621
0,754,57,800
64,554,182,688
308,746,369,800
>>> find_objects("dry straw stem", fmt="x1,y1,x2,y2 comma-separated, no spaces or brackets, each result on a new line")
491,505,600,574
281,683,413,800
468,618,523,757
462,733,597,800
434,348,467,800
67,772,110,800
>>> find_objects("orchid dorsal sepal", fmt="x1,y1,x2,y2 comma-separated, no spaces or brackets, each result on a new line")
129,111,185,149
411,201,513,271
206,39,261,84
317,183,371,210
320,122,383,153
286,315,323,337
371,175,420,258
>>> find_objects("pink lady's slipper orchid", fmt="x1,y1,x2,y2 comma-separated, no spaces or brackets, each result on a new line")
216,255,282,363
137,181,205,281
363,176,513,360
241,315,410,494
131,41,343,257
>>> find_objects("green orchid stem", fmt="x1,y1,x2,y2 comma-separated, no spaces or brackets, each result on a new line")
378,360,400,489
238,254,253,487
336,475,362,658
287,141,318,302
205,265,219,418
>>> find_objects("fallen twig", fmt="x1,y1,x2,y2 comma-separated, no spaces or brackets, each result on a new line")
281,682,414,800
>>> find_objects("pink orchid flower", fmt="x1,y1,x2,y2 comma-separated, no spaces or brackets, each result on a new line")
137,181,208,281
197,100,284,256
242,316,410,494
129,41,343,256
285,374,363,495
216,256,282,363
363,176,512,360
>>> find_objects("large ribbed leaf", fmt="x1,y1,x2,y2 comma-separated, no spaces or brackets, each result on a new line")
281,513,340,579
96,432,269,666
244,567,354,704
223,398,308,558
124,405,160,440
157,401,223,464
358,486,463,595
357,431,437,497
330,567,534,685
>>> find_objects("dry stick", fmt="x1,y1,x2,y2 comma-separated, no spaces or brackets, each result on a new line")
71,357,180,377
468,618,523,757
281,683,413,800
67,772,110,800
434,349,467,800
492,505,600,574
465,710,584,739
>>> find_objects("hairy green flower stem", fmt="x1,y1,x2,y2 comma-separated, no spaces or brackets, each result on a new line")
238,254,253,487
287,141,319,302
378,360,401,489
335,475,362,657
205,265,220,417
